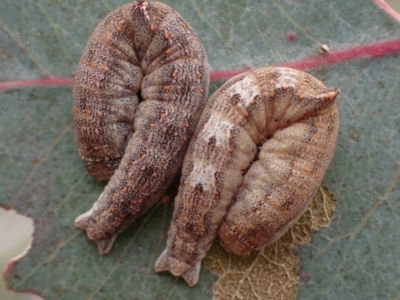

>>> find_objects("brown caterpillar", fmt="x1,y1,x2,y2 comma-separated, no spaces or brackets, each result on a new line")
73,1,209,254
154,67,339,286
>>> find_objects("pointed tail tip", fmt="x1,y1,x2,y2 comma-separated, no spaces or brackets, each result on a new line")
331,88,340,98
181,262,201,287
154,249,201,287
318,88,340,102
74,209,93,230
96,235,117,255
154,248,170,272
326,88,340,100
74,208,117,255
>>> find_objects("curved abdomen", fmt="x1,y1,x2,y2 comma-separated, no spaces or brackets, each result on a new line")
73,1,209,255
155,67,339,285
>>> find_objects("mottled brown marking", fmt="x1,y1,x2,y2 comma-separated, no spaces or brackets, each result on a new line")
218,68,339,256
73,0,209,255
155,67,339,286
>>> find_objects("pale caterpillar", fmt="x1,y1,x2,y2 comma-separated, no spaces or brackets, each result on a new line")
73,0,209,254
155,67,339,286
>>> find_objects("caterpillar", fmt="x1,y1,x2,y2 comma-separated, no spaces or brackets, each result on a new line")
154,67,339,286
73,0,209,255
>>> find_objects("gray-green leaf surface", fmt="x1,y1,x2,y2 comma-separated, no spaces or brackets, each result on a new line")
1,0,399,299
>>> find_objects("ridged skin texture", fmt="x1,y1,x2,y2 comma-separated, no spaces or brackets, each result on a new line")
155,67,339,286
73,1,209,255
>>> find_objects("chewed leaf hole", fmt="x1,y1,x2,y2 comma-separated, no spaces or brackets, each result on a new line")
0,207,43,300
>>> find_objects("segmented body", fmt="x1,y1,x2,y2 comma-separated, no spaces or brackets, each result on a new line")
73,1,209,254
155,67,339,286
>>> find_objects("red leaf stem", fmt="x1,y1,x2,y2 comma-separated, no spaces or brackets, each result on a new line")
374,0,400,22
210,39,400,80
0,39,399,91
0,75,74,92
